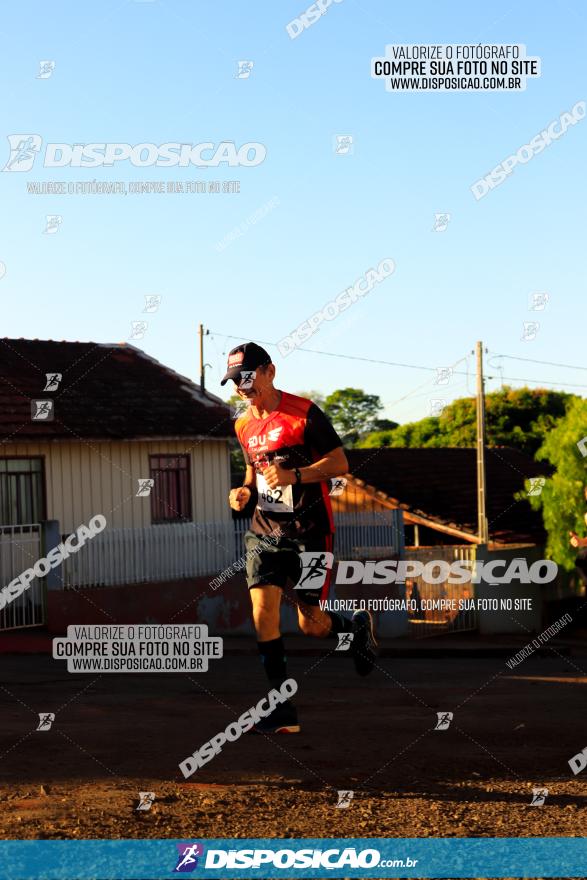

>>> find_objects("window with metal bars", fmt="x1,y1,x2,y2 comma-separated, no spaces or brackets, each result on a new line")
0,457,46,525
149,454,192,523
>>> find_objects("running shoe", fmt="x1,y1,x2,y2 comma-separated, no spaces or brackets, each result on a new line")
253,700,300,734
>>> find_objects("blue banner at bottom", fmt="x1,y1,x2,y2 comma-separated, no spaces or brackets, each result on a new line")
1,837,586,879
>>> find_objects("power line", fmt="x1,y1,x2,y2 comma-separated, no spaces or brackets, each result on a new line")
210,332,449,374
209,333,587,389
490,352,587,373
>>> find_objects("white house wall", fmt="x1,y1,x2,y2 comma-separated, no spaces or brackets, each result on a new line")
1,439,231,532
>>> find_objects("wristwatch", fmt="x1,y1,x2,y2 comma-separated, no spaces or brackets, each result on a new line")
293,468,302,485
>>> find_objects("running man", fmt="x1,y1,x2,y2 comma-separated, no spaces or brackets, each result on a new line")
223,342,376,733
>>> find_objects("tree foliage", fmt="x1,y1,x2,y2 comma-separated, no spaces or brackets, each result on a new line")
323,388,382,446
524,397,587,569
357,387,574,455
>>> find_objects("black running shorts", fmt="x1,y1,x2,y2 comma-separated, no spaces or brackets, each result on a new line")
244,530,334,606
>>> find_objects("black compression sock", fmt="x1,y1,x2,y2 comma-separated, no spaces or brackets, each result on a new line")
326,611,354,638
257,636,287,690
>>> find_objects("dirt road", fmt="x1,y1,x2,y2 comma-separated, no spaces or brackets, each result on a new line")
1,639,586,845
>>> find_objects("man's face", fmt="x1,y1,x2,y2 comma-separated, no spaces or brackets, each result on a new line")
233,363,275,403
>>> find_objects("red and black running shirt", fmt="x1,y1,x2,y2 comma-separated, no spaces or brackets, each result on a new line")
235,391,343,540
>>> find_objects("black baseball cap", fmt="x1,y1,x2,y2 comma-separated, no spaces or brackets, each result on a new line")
220,342,272,386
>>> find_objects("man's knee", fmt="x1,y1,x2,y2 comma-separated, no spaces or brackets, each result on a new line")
250,587,281,638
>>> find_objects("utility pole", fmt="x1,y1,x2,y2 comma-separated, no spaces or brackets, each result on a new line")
475,341,489,543
198,324,209,393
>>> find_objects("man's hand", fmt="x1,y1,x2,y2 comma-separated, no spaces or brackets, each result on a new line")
263,462,295,490
229,486,252,511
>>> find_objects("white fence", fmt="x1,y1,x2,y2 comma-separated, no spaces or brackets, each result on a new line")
61,520,241,588
60,511,402,589
0,524,45,629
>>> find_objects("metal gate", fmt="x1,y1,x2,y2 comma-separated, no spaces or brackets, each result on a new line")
404,544,478,638
0,523,46,630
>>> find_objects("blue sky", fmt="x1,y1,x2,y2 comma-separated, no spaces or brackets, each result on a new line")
1,0,585,423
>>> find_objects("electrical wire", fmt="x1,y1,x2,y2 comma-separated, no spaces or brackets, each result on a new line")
209,332,587,390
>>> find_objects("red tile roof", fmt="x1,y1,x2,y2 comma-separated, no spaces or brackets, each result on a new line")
346,447,550,545
0,338,233,441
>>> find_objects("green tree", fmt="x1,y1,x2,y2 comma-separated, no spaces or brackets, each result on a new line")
323,388,382,446
358,388,573,454
524,396,587,570
372,418,399,432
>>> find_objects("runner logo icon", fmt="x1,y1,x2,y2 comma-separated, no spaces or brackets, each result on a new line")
294,551,334,591
435,711,453,730
530,787,549,806
174,843,204,872
36,713,55,731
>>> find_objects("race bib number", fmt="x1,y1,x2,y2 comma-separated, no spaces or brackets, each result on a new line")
256,472,294,513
